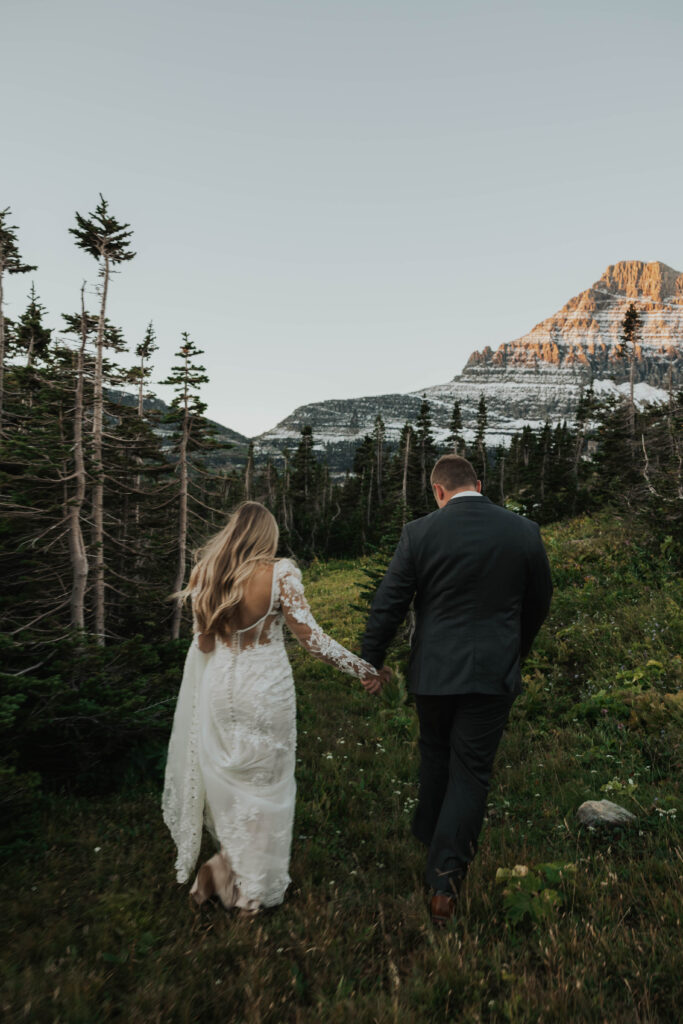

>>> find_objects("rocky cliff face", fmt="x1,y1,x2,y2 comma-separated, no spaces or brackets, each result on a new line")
466,259,682,380
255,261,682,470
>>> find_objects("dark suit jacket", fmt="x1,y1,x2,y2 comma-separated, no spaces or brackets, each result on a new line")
361,496,553,696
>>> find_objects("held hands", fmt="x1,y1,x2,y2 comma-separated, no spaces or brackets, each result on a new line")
361,664,393,696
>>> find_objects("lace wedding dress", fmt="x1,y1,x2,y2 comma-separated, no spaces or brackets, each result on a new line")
162,558,375,910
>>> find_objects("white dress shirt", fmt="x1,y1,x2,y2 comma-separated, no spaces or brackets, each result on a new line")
448,491,483,501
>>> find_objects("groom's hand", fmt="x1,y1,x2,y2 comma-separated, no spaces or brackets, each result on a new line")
361,664,392,696
361,672,382,696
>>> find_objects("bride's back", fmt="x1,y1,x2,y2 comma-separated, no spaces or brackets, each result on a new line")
195,562,276,653
231,562,275,632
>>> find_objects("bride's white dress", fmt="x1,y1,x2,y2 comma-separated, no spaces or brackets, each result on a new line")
162,558,375,909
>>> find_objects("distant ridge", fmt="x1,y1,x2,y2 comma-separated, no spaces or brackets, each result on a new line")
255,260,682,470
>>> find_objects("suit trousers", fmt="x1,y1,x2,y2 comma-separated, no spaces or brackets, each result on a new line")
412,692,516,894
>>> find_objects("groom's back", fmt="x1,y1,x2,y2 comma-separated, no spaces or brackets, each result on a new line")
363,496,552,696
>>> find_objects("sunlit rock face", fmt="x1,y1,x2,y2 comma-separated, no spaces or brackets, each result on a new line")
467,260,682,381
255,261,682,470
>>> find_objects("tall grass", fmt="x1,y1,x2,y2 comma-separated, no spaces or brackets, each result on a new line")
1,515,680,1022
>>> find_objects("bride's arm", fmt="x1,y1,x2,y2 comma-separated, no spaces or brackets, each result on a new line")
278,561,381,689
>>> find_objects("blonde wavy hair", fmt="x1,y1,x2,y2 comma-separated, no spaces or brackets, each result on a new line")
181,501,279,642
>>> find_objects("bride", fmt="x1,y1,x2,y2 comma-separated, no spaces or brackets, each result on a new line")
162,501,383,913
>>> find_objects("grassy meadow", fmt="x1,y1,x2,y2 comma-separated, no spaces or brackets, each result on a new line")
1,514,681,1023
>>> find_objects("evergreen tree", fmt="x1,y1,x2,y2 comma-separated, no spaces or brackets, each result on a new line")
160,333,210,639
372,413,386,506
446,400,465,455
618,302,641,438
536,421,552,514
572,380,597,513
381,422,420,522
134,321,158,417
473,392,488,487
415,397,437,514
0,355,69,637
69,195,136,643
13,283,52,368
290,425,326,557
0,208,37,430
352,433,374,534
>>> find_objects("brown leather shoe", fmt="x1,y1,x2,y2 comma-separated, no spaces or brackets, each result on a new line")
430,890,457,926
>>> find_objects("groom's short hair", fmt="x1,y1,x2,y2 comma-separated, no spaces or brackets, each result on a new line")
431,455,478,492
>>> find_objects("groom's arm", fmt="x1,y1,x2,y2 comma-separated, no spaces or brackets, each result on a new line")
361,526,417,670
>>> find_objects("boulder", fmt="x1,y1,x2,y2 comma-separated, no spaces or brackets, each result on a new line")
577,799,637,827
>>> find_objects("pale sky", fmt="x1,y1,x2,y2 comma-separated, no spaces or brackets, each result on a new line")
3,0,682,436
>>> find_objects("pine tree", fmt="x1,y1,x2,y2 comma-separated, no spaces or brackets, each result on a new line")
474,392,488,487
537,421,552,514
290,425,325,556
446,400,465,455
415,397,437,513
619,302,641,438
160,334,210,639
13,284,52,368
352,433,374,535
0,208,37,431
134,321,158,417
572,379,596,513
69,195,135,643
373,413,386,506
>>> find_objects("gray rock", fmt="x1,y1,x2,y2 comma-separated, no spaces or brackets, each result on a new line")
577,799,637,827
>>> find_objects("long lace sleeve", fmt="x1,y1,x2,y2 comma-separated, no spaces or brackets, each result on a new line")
277,560,378,681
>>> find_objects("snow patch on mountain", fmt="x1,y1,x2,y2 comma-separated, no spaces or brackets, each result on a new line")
592,380,669,407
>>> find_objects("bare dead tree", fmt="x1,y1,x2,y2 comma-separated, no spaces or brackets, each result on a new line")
640,433,658,497
69,196,135,643
402,428,411,520
244,442,254,500
65,286,92,630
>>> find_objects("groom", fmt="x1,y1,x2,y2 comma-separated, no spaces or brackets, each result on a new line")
361,454,552,924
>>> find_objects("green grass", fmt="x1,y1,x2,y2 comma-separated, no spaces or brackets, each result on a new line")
1,514,681,1022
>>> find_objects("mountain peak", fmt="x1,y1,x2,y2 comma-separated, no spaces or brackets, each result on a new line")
255,259,681,470
593,260,683,303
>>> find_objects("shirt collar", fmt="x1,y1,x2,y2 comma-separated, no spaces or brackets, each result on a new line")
448,491,483,501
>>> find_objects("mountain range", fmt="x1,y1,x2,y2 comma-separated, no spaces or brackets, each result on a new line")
115,260,681,474
251,260,682,470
